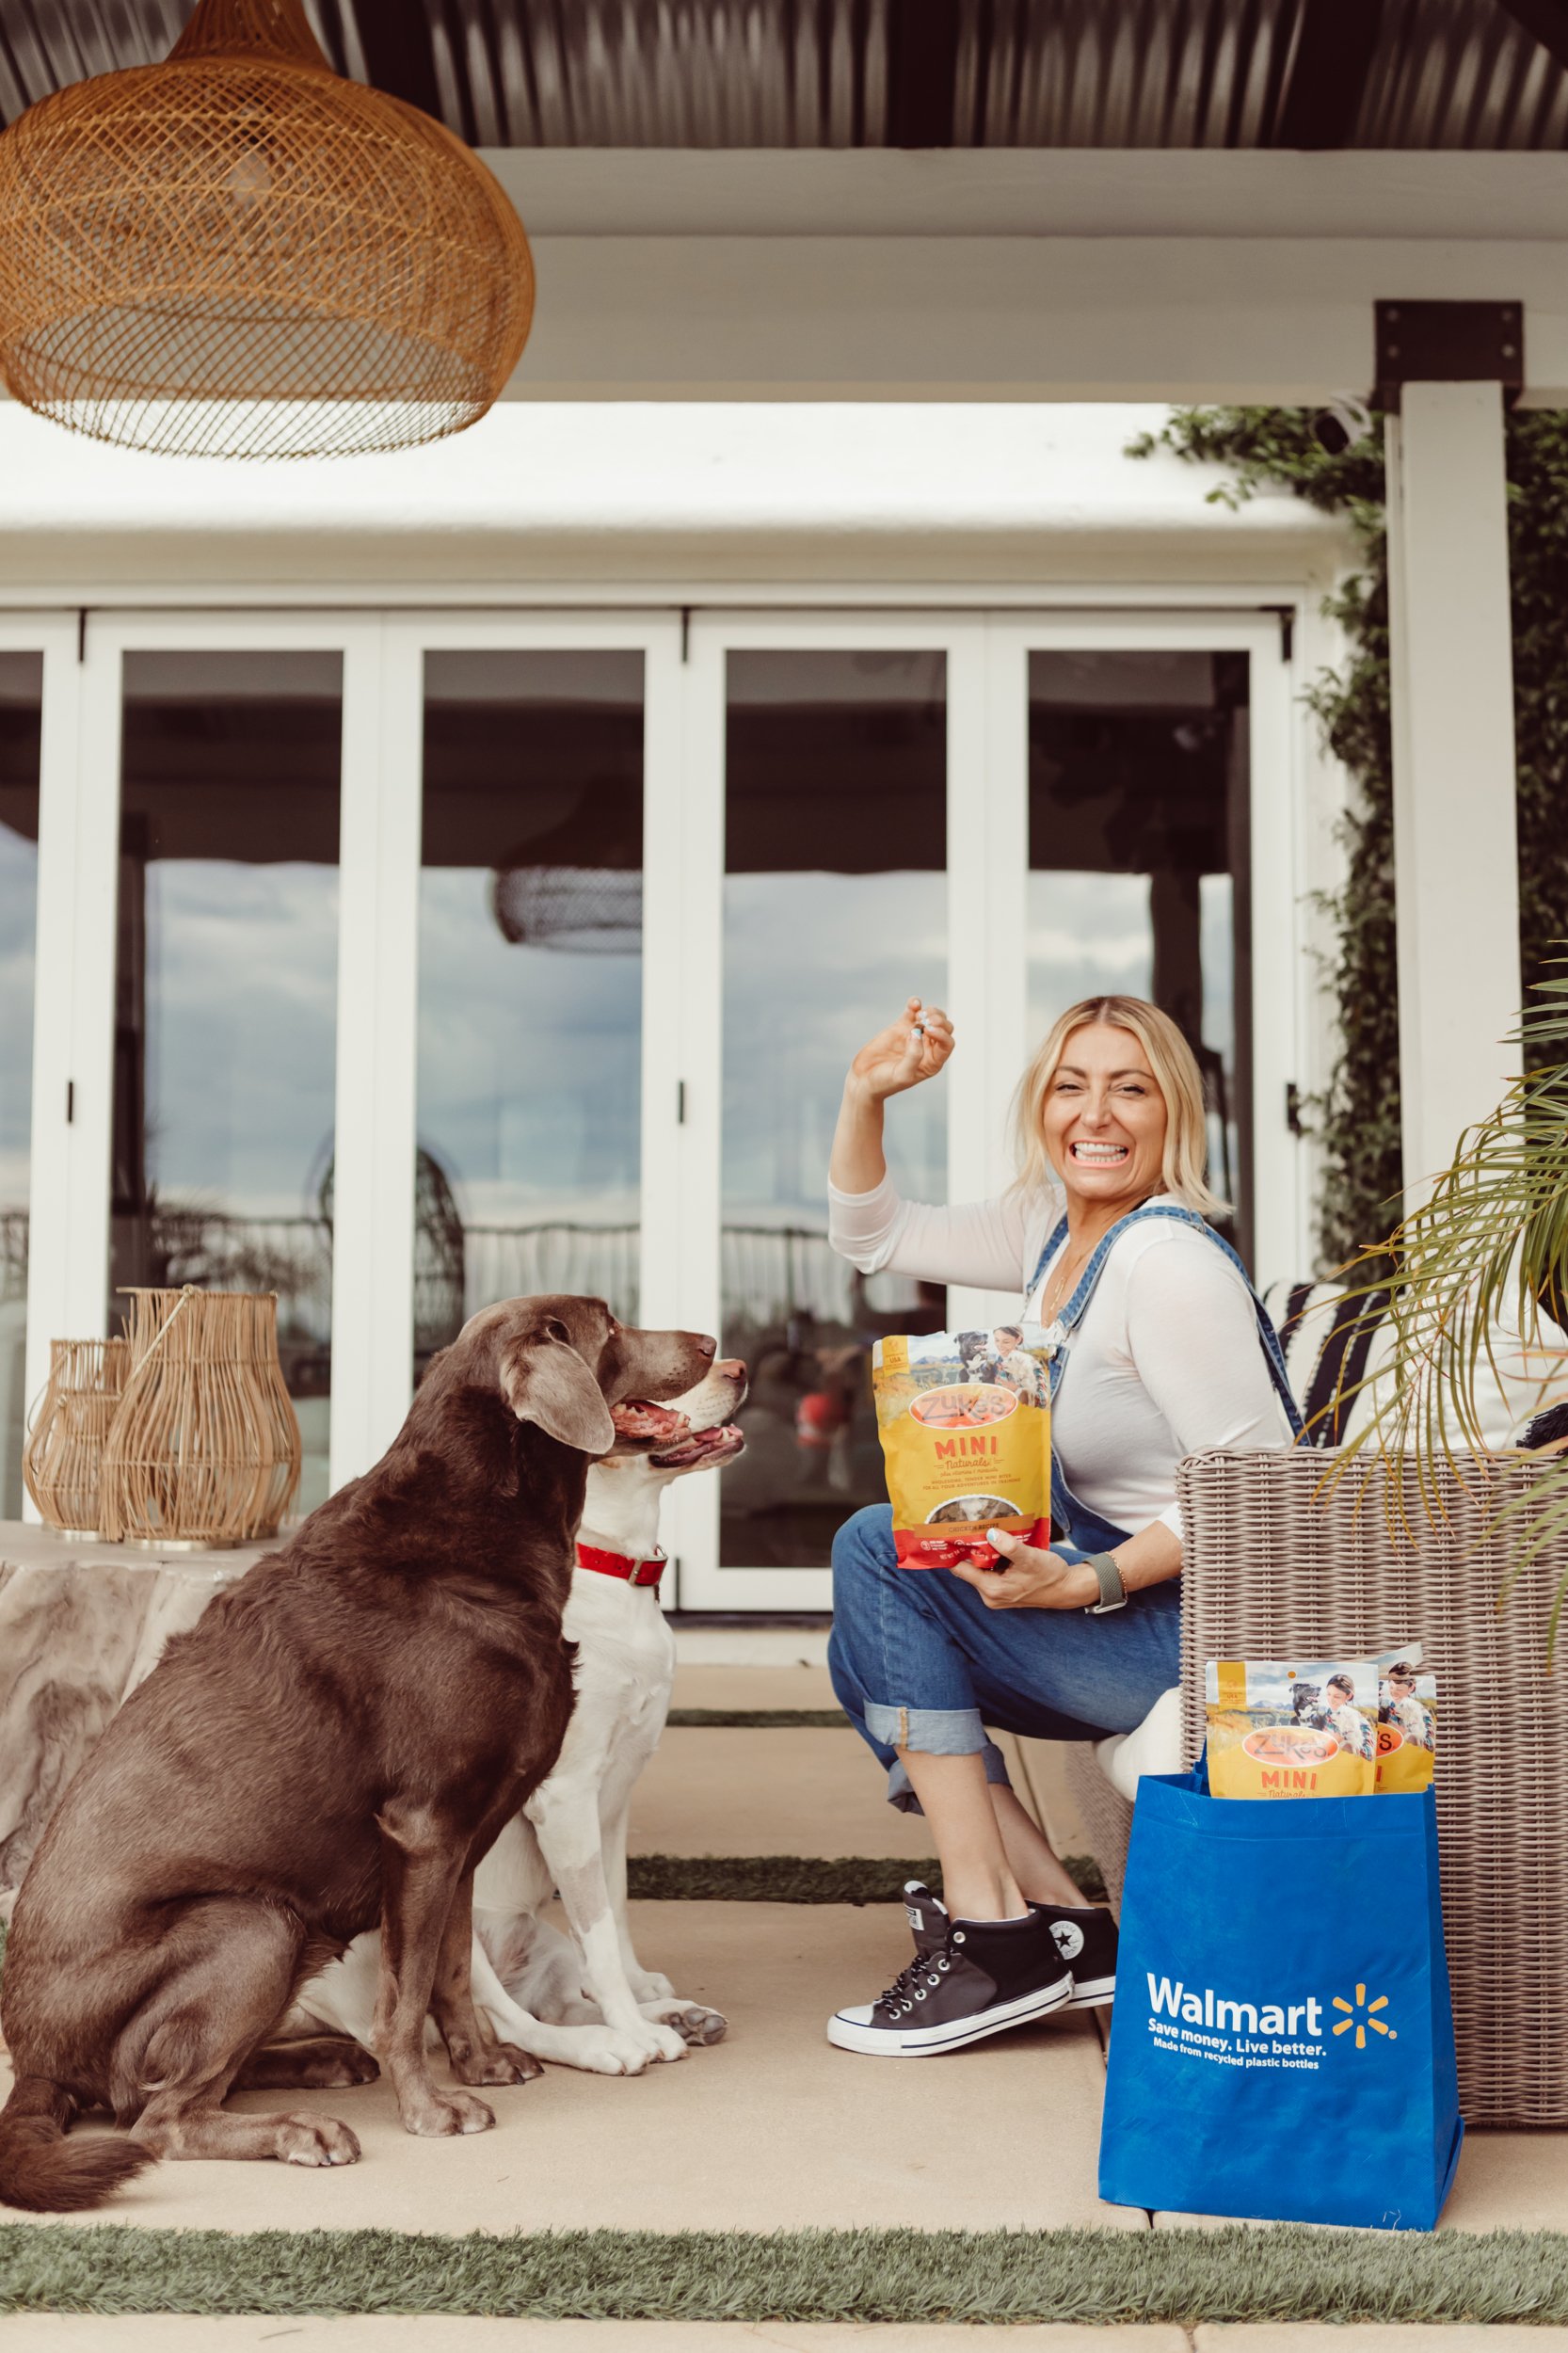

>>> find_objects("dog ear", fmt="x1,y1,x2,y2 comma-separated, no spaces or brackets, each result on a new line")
500,1331,616,1456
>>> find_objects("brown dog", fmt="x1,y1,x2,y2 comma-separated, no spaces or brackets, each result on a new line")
0,1296,713,2212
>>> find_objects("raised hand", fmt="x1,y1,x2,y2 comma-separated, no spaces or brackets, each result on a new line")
847,998,954,1103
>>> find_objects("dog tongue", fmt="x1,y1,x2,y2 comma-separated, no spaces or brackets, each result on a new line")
612,1400,689,1441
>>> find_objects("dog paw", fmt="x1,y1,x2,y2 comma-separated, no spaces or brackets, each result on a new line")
629,1972,677,2003
280,2114,360,2167
648,2001,728,2046
639,2021,690,2065
401,2087,496,2137
313,2046,382,2088
555,2028,654,2076
455,2042,541,2088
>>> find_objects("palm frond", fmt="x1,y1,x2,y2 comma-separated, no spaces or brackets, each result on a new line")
1328,968,1568,1651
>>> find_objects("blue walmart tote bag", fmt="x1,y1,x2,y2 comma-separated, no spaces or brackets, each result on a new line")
1099,1766,1464,2229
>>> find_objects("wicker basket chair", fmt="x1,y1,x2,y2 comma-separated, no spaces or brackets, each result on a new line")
1142,1444,1568,2128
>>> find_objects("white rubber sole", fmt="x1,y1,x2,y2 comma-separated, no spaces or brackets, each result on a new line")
1064,1974,1116,2009
825,1970,1074,2057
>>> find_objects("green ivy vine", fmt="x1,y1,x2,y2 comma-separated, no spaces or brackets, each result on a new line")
1131,407,1568,1268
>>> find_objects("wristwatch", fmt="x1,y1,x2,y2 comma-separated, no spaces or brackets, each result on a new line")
1083,1551,1128,1614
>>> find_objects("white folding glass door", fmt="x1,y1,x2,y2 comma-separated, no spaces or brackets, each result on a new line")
384,615,681,1462
20,606,1298,1600
5,616,76,1519
42,615,375,1513
666,616,986,1611
986,615,1304,1297
32,612,680,1519
671,610,1301,1612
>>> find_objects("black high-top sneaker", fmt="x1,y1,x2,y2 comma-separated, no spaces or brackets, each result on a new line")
826,1902,1072,2057
900,1881,1116,2009
1035,1902,1118,2008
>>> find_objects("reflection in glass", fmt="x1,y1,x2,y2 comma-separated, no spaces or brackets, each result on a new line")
721,649,947,1568
0,656,41,1518
1028,650,1250,1261
111,652,341,1512
417,651,643,1376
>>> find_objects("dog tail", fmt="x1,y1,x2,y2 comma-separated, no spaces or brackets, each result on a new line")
0,2073,155,2212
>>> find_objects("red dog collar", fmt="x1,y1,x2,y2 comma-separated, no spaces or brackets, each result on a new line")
577,1543,666,1591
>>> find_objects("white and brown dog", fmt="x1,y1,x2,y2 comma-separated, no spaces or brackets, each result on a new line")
285,1358,746,2078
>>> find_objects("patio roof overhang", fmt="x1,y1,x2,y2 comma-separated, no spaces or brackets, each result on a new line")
5,0,1568,154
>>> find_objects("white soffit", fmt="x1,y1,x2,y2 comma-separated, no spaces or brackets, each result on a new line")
0,400,1347,595
474,150,1568,406
488,149,1568,242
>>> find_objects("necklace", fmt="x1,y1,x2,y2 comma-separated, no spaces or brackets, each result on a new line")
1035,1193,1160,1327
1037,1239,1093,1327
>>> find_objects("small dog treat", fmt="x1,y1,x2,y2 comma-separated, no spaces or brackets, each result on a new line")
872,1324,1052,1568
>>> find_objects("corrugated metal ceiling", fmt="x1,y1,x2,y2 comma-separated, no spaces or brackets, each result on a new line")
1,0,1564,147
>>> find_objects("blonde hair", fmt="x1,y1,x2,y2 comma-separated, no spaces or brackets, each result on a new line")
1012,995,1228,1219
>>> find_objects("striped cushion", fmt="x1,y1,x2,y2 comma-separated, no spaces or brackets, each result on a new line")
1265,1279,1388,1449
1262,1279,1554,1453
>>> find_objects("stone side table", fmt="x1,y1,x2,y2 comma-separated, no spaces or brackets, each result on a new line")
0,1520,267,1905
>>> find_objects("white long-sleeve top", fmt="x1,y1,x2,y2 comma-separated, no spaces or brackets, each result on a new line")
829,1174,1292,1541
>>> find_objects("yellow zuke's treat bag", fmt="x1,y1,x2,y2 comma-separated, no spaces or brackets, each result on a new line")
1375,1643,1437,1795
872,1324,1052,1568
1205,1653,1379,1798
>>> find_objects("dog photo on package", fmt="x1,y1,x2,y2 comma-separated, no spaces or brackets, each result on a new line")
1205,1653,1380,1797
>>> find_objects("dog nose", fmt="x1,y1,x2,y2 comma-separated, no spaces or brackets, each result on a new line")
716,1357,745,1379
694,1333,716,1359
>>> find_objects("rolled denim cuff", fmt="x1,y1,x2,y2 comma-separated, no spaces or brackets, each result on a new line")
861,1703,1013,1815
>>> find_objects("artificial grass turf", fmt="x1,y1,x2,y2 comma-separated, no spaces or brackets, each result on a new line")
625,1852,1109,1905
3,2221,1568,2325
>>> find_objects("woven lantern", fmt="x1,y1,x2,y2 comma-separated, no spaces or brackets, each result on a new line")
100,1288,301,1548
0,0,534,461
22,1337,130,1538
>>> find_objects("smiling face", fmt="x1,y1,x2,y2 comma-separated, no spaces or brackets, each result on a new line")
1040,1022,1169,1212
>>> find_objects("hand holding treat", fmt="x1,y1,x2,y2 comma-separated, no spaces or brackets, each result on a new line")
948,1528,1098,1611
847,997,954,1102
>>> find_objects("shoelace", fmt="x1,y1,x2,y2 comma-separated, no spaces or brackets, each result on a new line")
877,1942,954,2016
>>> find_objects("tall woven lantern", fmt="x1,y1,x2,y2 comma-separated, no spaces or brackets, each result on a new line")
0,0,534,461
100,1288,301,1548
22,1337,130,1538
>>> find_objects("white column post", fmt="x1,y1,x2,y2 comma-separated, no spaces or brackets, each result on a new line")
945,617,1022,1333
328,620,420,1491
1384,382,1521,1203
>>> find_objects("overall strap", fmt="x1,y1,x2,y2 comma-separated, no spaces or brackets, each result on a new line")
1027,1200,1303,1436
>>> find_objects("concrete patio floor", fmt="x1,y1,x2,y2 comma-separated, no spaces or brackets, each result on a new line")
1,1897,1139,2234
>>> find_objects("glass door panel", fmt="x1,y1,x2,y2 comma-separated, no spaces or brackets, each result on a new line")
416,649,644,1369
1026,648,1252,1263
110,650,342,1513
719,648,947,1570
0,655,41,1517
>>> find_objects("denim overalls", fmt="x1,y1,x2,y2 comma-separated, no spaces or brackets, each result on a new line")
1028,1200,1303,1557
826,1199,1302,1812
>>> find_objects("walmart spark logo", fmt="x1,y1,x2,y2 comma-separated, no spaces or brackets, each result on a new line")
1333,1985,1396,2050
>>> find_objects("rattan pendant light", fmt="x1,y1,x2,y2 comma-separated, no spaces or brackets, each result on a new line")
0,0,535,460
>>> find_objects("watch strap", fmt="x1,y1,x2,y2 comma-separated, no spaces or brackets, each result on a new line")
1084,1550,1128,1613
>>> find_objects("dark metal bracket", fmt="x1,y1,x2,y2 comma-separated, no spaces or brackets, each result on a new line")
1374,301,1525,412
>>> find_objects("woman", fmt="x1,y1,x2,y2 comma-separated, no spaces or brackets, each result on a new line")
824,992,1299,2057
